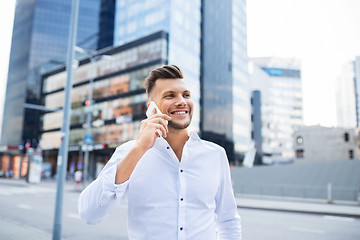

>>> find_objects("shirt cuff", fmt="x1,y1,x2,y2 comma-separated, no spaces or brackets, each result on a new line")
98,164,129,207
114,180,129,199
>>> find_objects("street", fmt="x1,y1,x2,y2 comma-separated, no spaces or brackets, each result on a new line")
0,180,359,240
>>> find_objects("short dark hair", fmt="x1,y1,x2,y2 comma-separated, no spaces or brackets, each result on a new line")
144,65,183,96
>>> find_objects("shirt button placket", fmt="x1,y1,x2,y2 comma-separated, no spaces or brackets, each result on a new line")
178,166,186,239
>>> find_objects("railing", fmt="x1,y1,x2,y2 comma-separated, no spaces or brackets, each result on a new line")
232,183,360,202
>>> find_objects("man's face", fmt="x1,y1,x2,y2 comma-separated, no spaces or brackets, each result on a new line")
150,78,193,130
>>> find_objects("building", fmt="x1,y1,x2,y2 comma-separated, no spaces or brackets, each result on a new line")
0,0,115,176
250,57,303,164
293,126,360,161
39,31,168,178
0,0,115,149
113,0,250,162
335,56,360,128
1,0,250,177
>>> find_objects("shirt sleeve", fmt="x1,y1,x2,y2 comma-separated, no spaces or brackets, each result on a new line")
215,148,242,239
78,141,133,225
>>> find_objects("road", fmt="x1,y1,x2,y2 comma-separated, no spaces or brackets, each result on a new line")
0,180,359,240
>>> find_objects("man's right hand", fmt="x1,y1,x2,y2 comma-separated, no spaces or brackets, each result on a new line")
135,111,171,151
115,112,171,184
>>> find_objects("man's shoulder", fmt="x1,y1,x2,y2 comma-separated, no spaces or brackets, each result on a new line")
197,138,226,154
115,140,136,152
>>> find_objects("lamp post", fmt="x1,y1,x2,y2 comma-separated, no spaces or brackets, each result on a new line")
75,47,112,183
52,0,79,239
83,56,95,183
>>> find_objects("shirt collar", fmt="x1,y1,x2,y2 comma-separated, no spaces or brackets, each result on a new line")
153,130,201,149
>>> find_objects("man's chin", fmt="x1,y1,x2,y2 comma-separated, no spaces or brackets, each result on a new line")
168,120,191,130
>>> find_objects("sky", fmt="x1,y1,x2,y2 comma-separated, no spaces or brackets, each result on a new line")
0,1,15,139
0,0,360,135
247,0,360,127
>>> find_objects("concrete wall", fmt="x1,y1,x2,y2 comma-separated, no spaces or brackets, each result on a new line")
231,160,360,202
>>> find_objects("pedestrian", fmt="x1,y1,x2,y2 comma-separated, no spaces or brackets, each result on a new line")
74,170,82,190
78,65,242,239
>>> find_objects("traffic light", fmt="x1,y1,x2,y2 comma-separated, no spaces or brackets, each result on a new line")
83,99,91,106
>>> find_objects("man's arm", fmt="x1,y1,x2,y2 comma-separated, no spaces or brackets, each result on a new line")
78,112,170,224
215,149,242,239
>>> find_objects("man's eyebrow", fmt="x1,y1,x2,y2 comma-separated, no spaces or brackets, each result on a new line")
162,90,176,96
162,89,191,96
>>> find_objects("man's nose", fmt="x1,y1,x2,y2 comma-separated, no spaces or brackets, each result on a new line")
175,95,187,106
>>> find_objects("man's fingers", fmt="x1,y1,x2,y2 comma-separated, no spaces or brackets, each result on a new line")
153,123,167,137
148,118,169,132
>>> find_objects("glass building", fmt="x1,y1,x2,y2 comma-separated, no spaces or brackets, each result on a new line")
114,0,250,162
250,57,303,164
1,0,115,148
40,32,168,178
335,56,360,128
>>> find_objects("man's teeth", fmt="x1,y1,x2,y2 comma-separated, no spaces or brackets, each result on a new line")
173,111,186,115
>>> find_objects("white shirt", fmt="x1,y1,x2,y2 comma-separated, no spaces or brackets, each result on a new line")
78,131,242,239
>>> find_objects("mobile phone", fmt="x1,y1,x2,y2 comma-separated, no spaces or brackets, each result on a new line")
146,101,162,117
146,101,168,136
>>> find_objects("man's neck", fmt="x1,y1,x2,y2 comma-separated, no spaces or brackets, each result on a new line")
165,128,189,161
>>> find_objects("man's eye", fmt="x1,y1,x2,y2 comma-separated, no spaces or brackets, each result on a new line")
165,94,174,98
184,93,190,98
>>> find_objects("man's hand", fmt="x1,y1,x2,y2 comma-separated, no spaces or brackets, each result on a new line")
115,110,171,184
136,109,171,151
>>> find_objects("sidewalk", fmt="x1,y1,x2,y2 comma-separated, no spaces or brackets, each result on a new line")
0,217,50,240
236,195,360,217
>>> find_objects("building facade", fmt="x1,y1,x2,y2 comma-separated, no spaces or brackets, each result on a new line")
113,0,250,162
293,126,360,161
1,0,250,178
335,56,360,128
250,57,303,164
1,0,115,148
40,32,168,178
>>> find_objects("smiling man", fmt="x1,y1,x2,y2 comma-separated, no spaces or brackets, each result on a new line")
78,65,242,239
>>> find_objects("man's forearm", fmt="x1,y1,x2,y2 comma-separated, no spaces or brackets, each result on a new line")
115,144,148,184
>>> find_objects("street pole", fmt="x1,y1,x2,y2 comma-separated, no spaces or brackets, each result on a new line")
52,1,79,239
83,57,95,183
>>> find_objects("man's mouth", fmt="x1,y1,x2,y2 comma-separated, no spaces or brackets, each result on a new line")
170,110,188,115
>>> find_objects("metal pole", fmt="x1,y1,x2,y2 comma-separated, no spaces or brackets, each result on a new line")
52,1,79,239
327,182,333,204
83,58,94,183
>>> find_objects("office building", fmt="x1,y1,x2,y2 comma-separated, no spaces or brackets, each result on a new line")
1,0,250,178
39,31,168,178
114,0,250,162
335,56,360,128
250,57,303,164
1,0,115,149
294,126,360,161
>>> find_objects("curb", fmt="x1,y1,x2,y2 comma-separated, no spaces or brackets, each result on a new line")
236,198,360,218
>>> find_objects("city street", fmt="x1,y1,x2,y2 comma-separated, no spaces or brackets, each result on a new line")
0,180,359,240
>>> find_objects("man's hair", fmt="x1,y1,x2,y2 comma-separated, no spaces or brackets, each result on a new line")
144,65,183,96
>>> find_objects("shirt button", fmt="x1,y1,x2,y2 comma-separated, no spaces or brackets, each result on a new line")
166,146,170,149
180,198,183,201
180,169,183,173
180,227,183,231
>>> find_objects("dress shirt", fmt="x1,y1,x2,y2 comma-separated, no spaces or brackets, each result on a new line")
79,131,242,239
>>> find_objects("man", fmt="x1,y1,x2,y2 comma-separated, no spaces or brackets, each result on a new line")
78,65,242,239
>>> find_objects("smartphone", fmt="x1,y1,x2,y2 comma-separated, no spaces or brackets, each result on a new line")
146,101,168,136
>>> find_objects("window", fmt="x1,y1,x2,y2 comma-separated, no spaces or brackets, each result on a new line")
344,132,349,142
296,136,303,145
